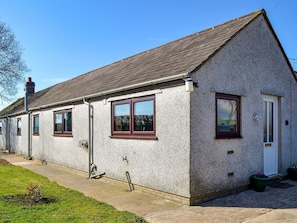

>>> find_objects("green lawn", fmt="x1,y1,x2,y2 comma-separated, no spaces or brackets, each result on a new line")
0,159,146,223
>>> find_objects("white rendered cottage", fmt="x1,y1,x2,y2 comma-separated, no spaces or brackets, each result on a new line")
1,10,297,204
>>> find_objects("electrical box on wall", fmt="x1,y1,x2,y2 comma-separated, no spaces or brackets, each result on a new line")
78,140,88,148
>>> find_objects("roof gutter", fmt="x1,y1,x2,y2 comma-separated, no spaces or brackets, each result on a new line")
28,72,190,111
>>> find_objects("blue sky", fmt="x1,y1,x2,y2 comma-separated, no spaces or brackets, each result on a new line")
0,0,296,108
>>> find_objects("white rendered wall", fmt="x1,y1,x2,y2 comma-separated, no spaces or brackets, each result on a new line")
92,87,191,197
189,15,297,198
11,87,192,198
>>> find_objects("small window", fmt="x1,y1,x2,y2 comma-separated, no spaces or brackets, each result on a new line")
216,93,241,139
112,96,155,138
17,118,21,136
33,115,39,135
0,121,2,135
54,109,72,136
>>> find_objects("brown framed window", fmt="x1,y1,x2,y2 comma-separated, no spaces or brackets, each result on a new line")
33,115,39,135
111,96,156,139
17,118,21,136
216,93,241,139
54,109,72,136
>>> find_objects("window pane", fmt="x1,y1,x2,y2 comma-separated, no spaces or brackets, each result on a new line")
64,112,72,131
217,99,237,133
55,113,62,131
17,119,21,135
34,116,39,133
263,101,267,142
114,104,130,131
269,102,273,142
134,100,154,131
17,119,21,128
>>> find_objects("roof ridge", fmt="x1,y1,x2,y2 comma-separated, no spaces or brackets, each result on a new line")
67,9,265,80
210,9,264,30
189,9,265,74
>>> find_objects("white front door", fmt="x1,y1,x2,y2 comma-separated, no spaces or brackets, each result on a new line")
263,96,278,176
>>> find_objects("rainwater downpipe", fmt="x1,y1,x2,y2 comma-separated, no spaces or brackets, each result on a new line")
25,92,33,160
83,98,93,178
5,117,10,153
27,111,33,159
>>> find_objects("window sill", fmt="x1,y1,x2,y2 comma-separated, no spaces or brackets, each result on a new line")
215,135,243,139
53,134,73,137
33,133,40,136
110,135,158,140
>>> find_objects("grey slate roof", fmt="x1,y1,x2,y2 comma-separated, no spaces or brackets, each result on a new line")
1,10,265,116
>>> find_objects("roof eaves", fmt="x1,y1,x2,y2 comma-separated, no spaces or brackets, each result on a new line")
29,72,190,111
0,98,25,117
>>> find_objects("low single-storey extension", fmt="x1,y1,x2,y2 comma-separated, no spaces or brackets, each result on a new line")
1,9,297,205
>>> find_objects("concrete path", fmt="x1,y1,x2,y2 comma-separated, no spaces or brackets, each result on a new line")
1,152,297,223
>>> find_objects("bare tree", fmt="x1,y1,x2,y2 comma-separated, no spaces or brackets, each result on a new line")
0,19,29,102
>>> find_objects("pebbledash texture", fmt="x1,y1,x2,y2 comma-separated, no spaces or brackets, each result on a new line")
0,9,297,205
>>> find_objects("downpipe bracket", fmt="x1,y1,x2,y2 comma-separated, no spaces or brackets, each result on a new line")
90,172,106,179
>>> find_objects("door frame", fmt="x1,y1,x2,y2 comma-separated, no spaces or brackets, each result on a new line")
263,95,278,176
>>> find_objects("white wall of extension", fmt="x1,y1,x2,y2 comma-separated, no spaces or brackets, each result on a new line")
189,15,297,200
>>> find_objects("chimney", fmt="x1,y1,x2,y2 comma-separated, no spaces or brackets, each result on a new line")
26,77,35,96
24,77,35,112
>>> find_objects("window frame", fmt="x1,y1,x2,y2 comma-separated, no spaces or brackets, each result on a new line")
17,117,21,136
111,95,156,139
53,109,72,137
33,114,39,135
215,93,241,139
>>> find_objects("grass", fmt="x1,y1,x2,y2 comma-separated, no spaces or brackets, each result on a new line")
0,159,146,223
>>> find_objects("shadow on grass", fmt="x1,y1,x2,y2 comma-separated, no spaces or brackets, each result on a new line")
0,158,13,166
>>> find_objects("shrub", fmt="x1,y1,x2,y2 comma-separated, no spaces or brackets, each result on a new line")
27,182,43,202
